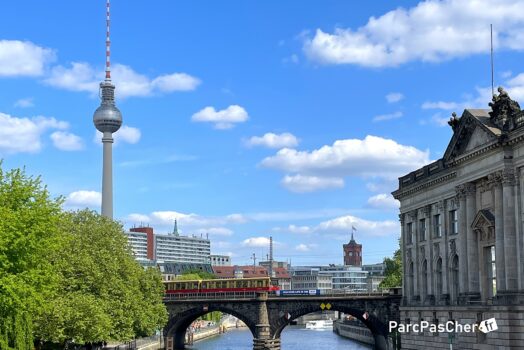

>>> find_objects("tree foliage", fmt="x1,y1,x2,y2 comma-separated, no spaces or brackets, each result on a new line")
0,166,64,350
379,238,402,289
176,269,216,280
35,210,168,345
0,164,167,349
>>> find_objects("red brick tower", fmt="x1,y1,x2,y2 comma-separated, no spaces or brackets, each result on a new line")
343,228,362,266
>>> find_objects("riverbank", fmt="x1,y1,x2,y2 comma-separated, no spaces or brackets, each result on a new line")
333,319,374,348
187,317,247,344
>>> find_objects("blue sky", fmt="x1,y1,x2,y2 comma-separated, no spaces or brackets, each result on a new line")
2,0,524,265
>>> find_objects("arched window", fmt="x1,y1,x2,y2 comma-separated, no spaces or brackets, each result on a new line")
451,255,459,303
436,258,442,300
422,259,428,299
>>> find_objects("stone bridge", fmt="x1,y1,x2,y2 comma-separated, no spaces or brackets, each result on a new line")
163,292,401,350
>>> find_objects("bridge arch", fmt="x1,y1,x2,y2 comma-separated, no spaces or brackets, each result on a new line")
271,304,390,350
164,305,257,350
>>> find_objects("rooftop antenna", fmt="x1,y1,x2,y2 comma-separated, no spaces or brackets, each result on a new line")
105,0,111,81
490,24,494,96
251,253,257,274
269,236,274,278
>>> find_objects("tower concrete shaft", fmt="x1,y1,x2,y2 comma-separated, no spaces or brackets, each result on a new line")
101,132,114,218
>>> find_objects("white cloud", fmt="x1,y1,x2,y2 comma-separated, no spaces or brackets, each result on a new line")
0,40,55,76
151,73,201,92
0,113,68,154
386,92,404,103
295,243,311,252
191,105,249,129
242,237,271,248
367,193,400,210
95,125,141,145
261,135,430,184
65,190,101,208
303,0,524,67
125,210,247,230
317,214,399,237
281,174,344,193
246,132,299,149
421,101,459,110
373,111,403,122
45,62,200,98
50,131,84,151
194,227,234,236
14,98,34,108
282,214,399,238
126,213,151,223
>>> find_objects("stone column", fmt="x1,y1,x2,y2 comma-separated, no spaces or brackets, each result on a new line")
400,213,408,303
441,200,449,299
502,170,518,291
253,292,279,350
455,185,468,296
411,210,420,302
491,172,506,292
465,183,480,298
425,206,434,302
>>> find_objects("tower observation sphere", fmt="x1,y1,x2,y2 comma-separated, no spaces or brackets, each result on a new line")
93,81,122,133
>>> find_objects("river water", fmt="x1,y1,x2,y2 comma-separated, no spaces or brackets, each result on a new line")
190,326,372,350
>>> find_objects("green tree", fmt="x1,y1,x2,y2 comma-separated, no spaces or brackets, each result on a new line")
379,238,403,289
176,269,216,280
35,210,167,345
0,166,64,350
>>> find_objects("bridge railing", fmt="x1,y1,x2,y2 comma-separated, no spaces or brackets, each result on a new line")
164,291,258,301
164,289,397,301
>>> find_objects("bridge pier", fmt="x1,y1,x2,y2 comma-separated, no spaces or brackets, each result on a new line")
253,292,280,350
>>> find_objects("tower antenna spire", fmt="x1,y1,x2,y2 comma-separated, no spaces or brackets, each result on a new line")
490,24,494,96
105,0,112,81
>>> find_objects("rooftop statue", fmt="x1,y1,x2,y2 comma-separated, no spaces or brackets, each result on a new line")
489,86,522,131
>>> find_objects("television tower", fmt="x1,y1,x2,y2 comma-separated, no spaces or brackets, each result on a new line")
93,0,122,219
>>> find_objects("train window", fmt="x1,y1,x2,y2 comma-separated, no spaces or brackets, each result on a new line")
202,282,208,289
257,280,263,287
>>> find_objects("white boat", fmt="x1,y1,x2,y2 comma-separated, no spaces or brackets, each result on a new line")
305,319,334,330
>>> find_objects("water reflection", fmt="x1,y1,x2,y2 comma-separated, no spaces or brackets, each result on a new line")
192,325,371,350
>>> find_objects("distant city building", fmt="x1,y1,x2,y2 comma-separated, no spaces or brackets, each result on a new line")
291,267,333,292
124,223,210,264
366,275,385,292
210,254,231,266
259,260,291,271
343,231,362,266
154,233,210,264
125,229,152,261
362,263,386,276
320,265,368,292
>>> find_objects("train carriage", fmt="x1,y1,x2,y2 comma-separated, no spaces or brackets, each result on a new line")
165,277,279,296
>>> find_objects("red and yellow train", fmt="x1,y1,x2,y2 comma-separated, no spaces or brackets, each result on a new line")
165,277,279,295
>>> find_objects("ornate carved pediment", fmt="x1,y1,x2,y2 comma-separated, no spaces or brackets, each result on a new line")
471,209,495,242
443,112,499,161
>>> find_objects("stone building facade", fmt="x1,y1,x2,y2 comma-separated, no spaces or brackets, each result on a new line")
392,88,524,349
